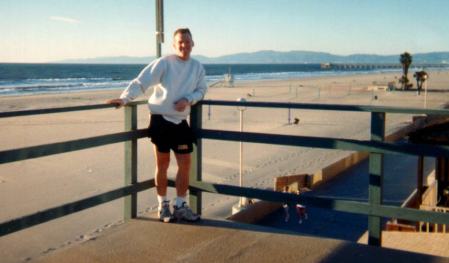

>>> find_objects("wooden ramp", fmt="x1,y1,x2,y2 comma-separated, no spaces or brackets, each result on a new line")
35,216,449,263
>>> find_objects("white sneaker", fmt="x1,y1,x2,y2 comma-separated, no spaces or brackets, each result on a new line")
158,200,173,223
173,202,200,222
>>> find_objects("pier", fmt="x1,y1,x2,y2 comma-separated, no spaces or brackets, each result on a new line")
321,63,448,70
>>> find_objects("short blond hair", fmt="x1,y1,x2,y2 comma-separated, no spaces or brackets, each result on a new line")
173,28,193,39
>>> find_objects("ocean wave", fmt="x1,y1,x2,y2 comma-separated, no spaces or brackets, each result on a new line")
0,78,128,95
26,77,111,82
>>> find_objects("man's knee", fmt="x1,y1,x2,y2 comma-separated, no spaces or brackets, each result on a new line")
155,151,170,172
176,153,191,169
157,158,170,171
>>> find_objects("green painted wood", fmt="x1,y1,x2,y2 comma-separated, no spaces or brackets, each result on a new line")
368,112,385,246
0,179,155,237
3,129,448,166
0,129,148,164
417,156,424,205
199,129,449,157
189,180,449,225
2,100,448,119
0,104,113,118
124,105,138,220
199,100,449,115
0,101,147,119
189,104,203,214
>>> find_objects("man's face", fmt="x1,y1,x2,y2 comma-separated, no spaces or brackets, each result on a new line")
173,32,193,61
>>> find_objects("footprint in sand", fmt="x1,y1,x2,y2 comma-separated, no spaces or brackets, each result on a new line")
94,228,103,234
42,247,56,254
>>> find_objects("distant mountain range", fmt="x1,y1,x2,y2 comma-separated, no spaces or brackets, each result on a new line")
57,50,449,64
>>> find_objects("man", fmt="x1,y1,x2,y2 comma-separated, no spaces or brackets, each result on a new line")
107,28,208,223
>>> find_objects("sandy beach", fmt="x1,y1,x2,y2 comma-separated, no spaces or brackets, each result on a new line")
1,69,449,262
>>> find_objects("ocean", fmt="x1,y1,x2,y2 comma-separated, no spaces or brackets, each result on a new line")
0,63,403,96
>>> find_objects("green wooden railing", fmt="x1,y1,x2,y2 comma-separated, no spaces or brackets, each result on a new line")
1,100,449,248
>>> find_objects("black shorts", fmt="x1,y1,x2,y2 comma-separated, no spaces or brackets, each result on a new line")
148,114,195,154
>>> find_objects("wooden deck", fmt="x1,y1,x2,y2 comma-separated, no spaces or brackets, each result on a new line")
35,215,449,263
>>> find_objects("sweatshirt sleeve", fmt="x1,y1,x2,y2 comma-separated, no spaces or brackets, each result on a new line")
184,65,208,105
119,58,165,104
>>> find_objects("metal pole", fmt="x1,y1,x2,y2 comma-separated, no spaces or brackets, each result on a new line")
208,101,211,120
155,0,164,58
239,109,244,206
288,107,291,125
424,80,428,108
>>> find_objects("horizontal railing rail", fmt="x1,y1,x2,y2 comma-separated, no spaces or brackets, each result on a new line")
0,179,155,236
0,101,147,119
200,129,449,157
189,181,449,225
199,100,449,115
0,129,148,164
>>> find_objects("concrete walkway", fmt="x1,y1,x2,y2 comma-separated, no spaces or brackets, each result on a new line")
257,153,449,258
358,231,449,258
258,153,435,241
35,216,449,263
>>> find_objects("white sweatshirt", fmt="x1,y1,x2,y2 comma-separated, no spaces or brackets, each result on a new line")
120,55,208,124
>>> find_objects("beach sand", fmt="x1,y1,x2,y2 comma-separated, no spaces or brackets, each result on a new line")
1,69,449,262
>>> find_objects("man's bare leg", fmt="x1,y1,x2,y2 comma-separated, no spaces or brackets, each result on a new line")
173,152,200,221
154,146,172,222
174,152,191,199
154,146,170,196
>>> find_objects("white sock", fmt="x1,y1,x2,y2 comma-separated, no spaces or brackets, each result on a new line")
175,196,187,208
157,195,168,210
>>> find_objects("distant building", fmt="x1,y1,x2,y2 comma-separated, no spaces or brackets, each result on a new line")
320,63,331,69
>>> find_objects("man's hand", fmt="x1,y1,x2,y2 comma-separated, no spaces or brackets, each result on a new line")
174,98,190,112
106,98,125,109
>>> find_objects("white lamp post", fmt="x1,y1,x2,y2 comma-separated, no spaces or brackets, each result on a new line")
424,74,428,108
232,97,248,214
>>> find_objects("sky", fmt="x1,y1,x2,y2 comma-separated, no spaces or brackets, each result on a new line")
1,0,449,63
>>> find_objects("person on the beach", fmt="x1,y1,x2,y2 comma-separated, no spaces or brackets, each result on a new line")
295,189,308,224
282,186,290,222
296,203,307,224
107,28,208,223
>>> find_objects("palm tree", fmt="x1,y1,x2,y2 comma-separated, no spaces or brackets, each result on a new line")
399,52,413,90
413,70,428,95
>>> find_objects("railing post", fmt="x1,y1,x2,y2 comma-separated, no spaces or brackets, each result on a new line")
189,104,203,215
368,112,385,246
124,104,138,220
417,156,424,205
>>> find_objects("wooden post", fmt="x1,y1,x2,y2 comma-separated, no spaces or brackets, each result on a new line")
368,112,385,246
124,104,138,220
189,104,203,214
417,156,424,206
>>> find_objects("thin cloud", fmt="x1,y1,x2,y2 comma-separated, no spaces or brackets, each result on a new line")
49,16,81,24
